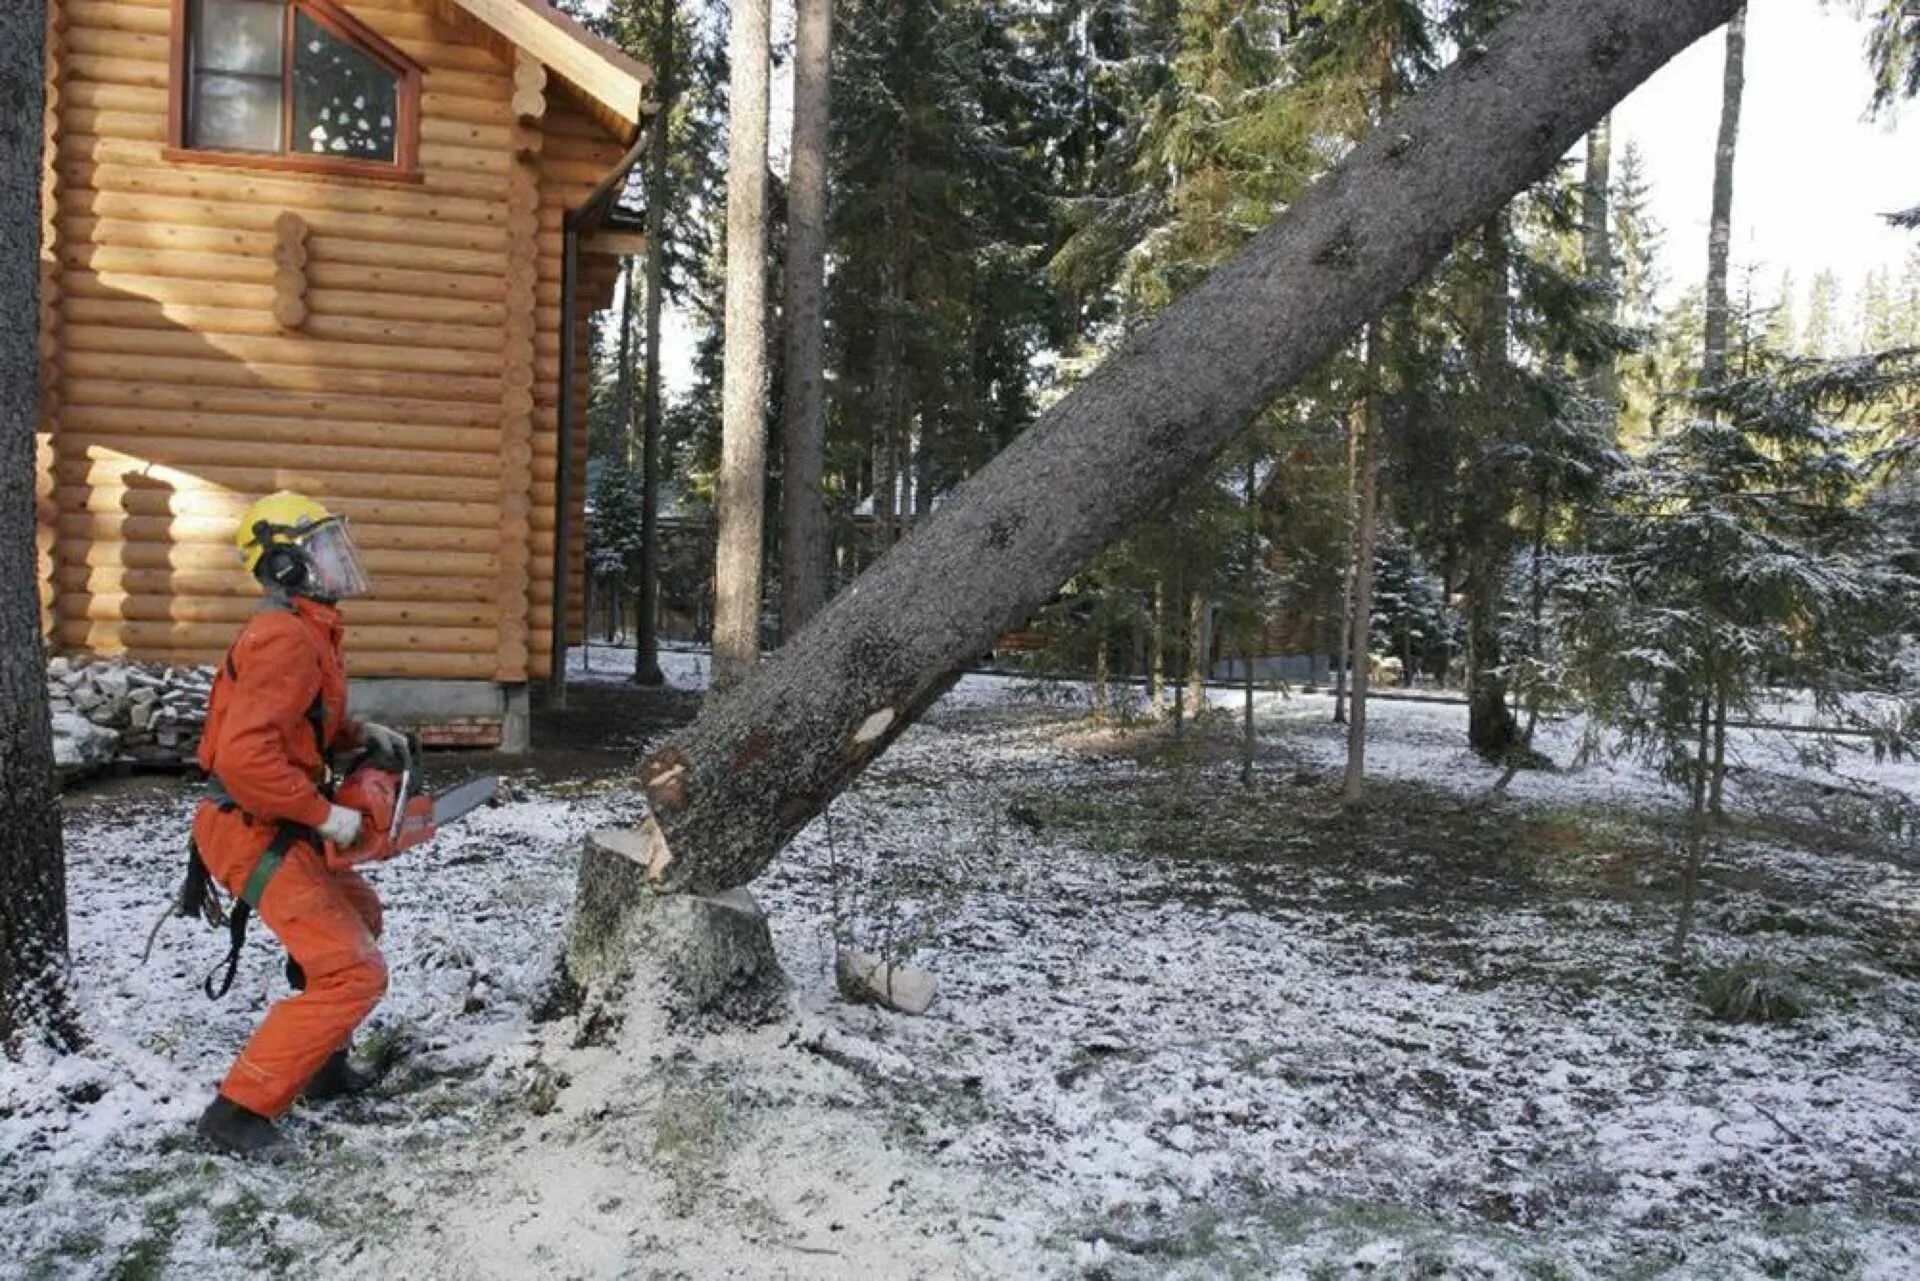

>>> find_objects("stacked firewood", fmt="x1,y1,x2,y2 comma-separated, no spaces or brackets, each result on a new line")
48,656,213,780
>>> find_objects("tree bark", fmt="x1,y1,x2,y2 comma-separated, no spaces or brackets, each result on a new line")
619,0,1746,894
1467,216,1522,761
711,0,773,691
633,0,671,688
1242,454,1258,788
1343,329,1381,805
2,0,79,1056
1702,5,1746,389
778,0,832,641
1150,574,1167,716
1672,695,1714,961
1581,115,1619,411
616,257,637,467
1184,590,1208,719
1334,402,1358,725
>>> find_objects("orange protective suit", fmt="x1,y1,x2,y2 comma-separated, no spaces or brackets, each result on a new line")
192,596,387,1119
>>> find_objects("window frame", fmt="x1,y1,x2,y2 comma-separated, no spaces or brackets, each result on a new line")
168,0,426,182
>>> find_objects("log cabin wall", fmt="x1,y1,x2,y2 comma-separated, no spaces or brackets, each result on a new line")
37,0,633,686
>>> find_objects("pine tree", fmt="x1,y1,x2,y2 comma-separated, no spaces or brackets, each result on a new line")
1765,270,1797,353
1899,247,1920,347
1805,270,1840,357
1861,266,1898,351
1563,348,1917,958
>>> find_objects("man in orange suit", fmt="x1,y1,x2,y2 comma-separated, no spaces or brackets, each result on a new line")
192,491,410,1155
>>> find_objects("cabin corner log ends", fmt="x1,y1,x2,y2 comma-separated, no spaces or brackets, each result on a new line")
608,0,1742,897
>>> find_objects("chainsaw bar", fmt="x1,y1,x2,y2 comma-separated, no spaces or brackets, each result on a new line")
432,775,499,827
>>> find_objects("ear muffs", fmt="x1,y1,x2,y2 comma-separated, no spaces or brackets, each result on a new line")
260,544,308,591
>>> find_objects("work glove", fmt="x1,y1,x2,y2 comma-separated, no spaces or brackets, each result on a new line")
318,803,363,850
361,722,412,771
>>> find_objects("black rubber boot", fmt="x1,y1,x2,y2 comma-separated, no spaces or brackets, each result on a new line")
198,1094,282,1156
302,1048,376,1102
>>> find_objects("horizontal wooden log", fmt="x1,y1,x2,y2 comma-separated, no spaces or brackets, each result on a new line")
63,27,167,64
61,350,501,404
425,120,512,156
58,487,501,529
307,288,507,328
58,566,501,602
59,163,507,234
61,297,505,355
307,260,508,303
60,539,498,578
61,242,273,285
62,107,163,142
60,79,163,112
66,1,168,35
63,593,500,629
65,52,169,90
59,188,509,258
62,268,277,309
54,458,502,504
61,619,503,656
422,92,516,128
419,142,513,177
63,323,508,378
63,218,274,259
308,235,511,277
62,381,501,429
61,418,498,465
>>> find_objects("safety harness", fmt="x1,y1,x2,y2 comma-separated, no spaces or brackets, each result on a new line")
179,607,333,1001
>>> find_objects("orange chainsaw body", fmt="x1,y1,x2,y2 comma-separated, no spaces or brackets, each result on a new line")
324,763,435,869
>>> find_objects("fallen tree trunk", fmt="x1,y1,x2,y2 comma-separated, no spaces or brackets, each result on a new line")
627,0,1743,894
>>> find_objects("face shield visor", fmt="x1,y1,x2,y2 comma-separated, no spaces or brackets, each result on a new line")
295,516,372,601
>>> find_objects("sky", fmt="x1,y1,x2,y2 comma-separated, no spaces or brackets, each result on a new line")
1612,0,1914,309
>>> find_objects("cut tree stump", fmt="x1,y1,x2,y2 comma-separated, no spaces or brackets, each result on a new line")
835,949,937,1017
560,827,786,1036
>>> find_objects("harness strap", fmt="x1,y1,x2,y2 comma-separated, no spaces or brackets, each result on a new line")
203,823,310,1001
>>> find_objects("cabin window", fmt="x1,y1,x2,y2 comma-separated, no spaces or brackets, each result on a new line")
172,0,422,177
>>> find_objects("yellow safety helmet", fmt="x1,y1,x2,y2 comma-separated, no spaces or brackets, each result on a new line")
236,491,371,601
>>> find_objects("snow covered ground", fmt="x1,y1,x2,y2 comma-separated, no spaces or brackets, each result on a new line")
4,659,1917,1279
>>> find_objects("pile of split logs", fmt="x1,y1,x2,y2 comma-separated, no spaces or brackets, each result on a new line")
48,655,213,781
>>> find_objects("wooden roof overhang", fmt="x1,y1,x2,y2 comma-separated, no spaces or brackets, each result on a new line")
437,0,653,144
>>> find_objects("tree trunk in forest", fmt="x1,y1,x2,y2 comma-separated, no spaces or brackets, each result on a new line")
1333,408,1357,725
711,0,773,691
633,0,672,688
1093,628,1110,722
1702,5,1746,390
1343,331,1381,806
1185,591,1208,720
2,0,79,1056
1467,216,1522,762
1465,545,1519,762
1672,696,1715,961
616,258,637,467
1242,455,1258,788
1581,115,1618,411
1709,681,1729,821
1150,576,1167,716
608,0,1745,896
779,0,832,641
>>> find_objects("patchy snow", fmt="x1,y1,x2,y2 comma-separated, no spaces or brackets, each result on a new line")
5,669,1917,1278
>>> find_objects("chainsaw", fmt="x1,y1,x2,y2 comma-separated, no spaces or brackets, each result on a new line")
324,741,500,868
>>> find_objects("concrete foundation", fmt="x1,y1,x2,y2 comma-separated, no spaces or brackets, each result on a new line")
347,679,531,753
